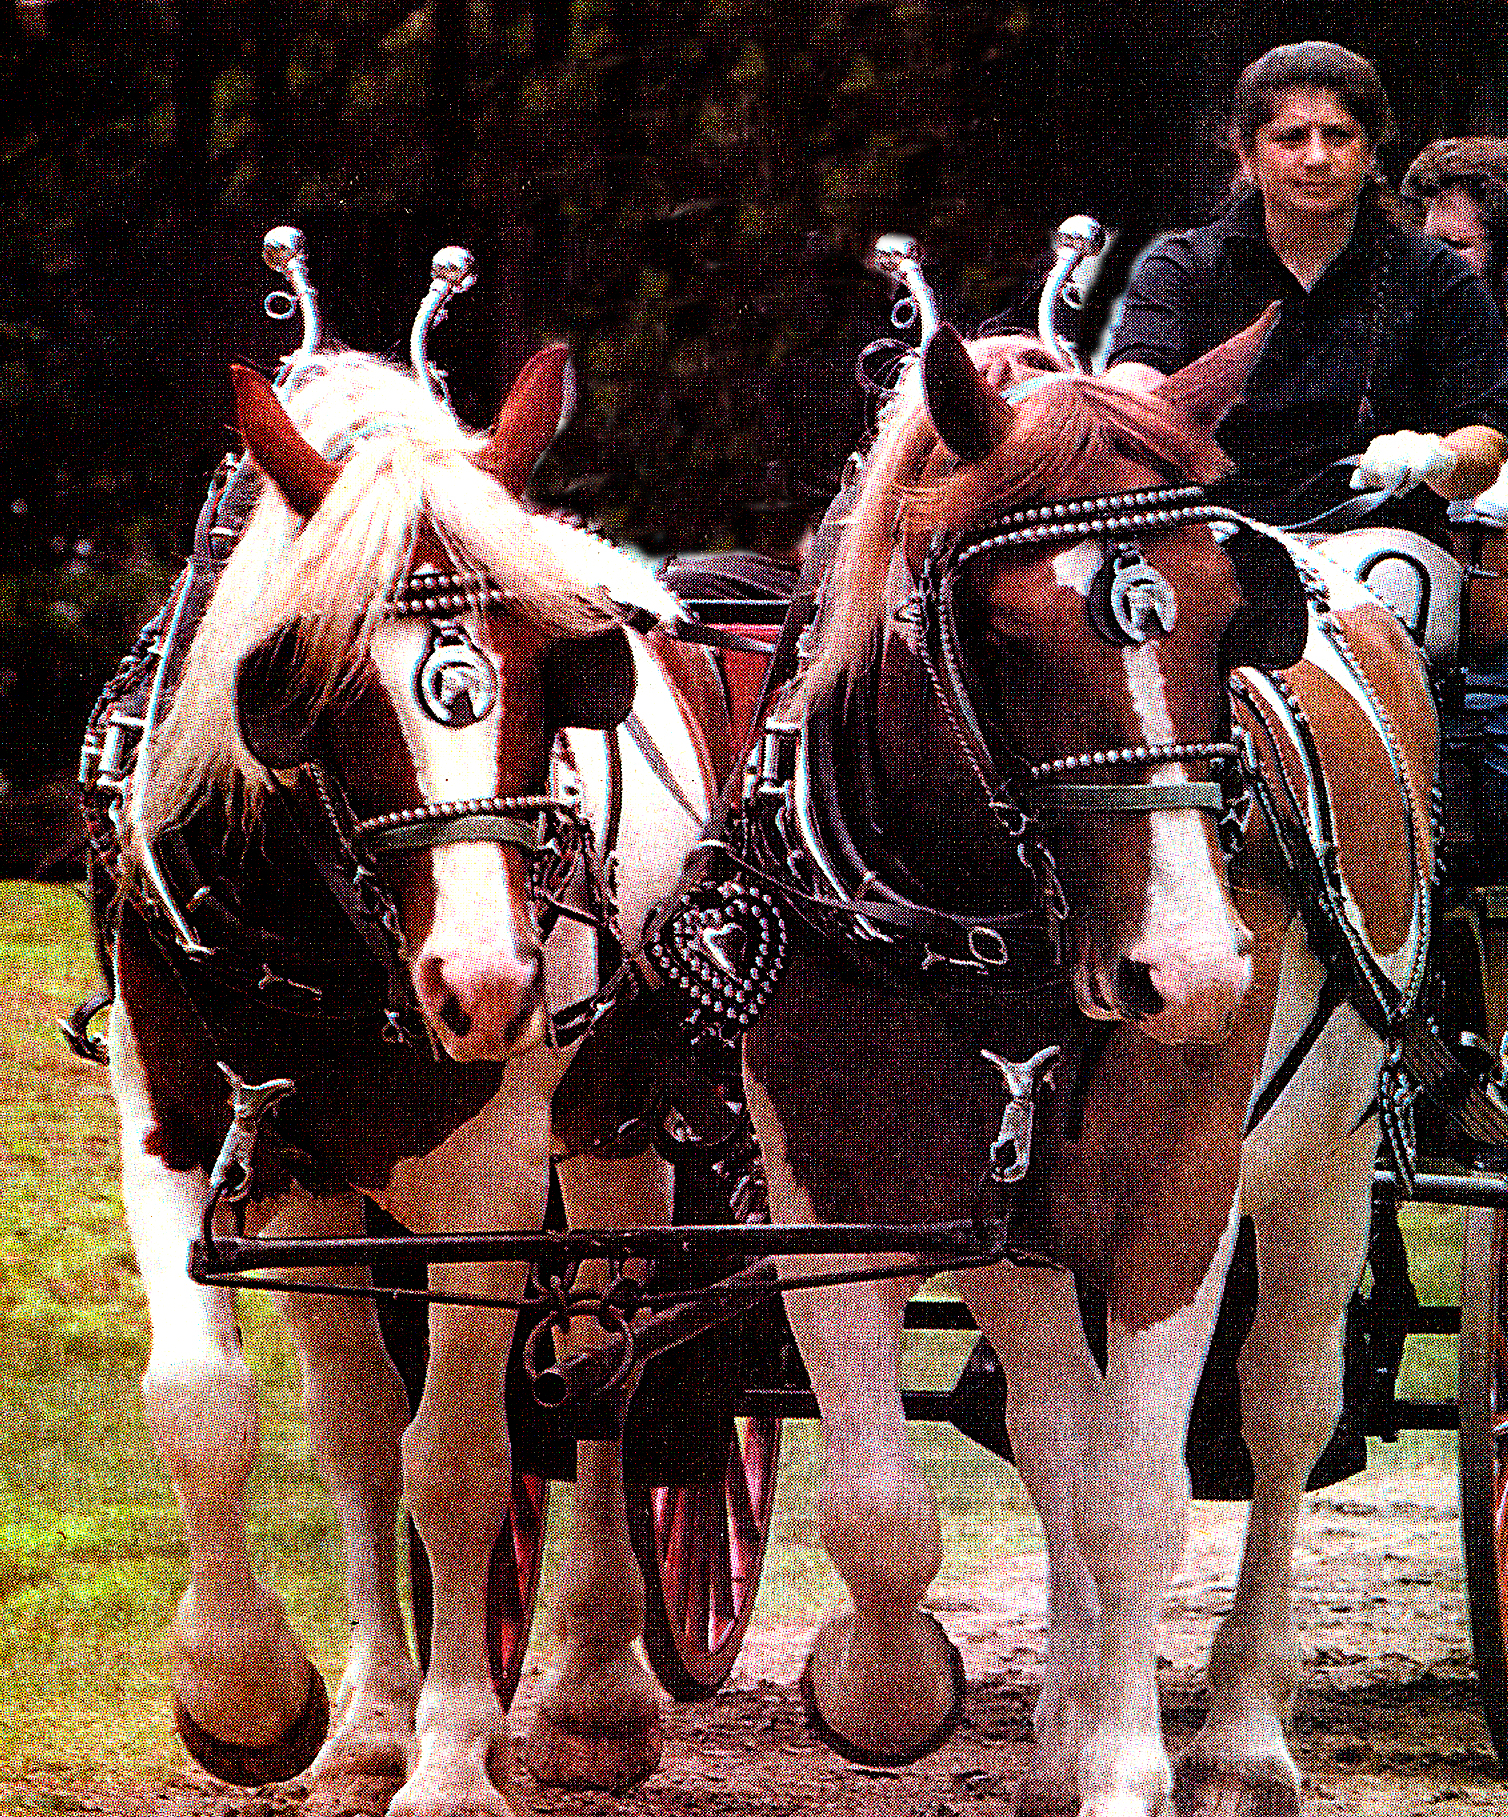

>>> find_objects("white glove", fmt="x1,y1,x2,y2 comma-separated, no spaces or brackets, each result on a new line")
1350,429,1459,495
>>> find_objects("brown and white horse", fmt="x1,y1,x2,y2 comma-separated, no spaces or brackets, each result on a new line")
103,347,729,1814
743,320,1435,1815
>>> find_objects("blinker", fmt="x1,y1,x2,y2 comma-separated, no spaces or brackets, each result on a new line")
1087,542,1178,644
416,617,497,727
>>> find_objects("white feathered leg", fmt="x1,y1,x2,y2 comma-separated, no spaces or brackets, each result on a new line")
271,1193,420,1792
113,998,327,1783
960,1261,1103,1815
523,1149,670,1791
746,1074,961,1768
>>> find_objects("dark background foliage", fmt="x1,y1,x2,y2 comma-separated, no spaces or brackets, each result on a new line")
2,0,1507,860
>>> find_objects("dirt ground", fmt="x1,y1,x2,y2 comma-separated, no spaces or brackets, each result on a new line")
24,1463,1505,1817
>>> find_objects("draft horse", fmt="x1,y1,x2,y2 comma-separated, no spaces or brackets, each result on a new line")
741,317,1435,1814
90,345,729,1814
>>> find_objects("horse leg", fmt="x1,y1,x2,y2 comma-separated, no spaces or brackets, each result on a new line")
746,1077,961,1767
960,1262,1103,1815
393,1261,523,1817
1060,1214,1239,1817
112,999,327,1783
521,1148,669,1790
385,1092,547,1817
270,1195,420,1796
1174,1109,1377,1817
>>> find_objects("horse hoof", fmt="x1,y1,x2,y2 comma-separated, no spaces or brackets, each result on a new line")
520,1707,662,1791
173,1662,330,1786
800,1609,965,1767
1171,1750,1300,1817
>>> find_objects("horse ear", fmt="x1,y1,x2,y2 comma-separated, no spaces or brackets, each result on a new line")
230,365,343,519
1155,304,1280,431
922,325,1012,464
542,628,636,730
474,343,576,495
236,626,322,770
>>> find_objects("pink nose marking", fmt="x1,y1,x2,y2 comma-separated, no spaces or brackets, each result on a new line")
417,944,545,1057
1127,944,1252,1043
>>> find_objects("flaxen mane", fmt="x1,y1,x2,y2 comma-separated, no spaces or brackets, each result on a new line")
794,335,1234,709
134,350,679,845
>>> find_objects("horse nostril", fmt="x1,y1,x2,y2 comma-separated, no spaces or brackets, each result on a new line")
438,994,472,1038
1116,956,1164,1020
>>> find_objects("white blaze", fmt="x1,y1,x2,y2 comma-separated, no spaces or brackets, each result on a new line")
1120,642,1247,983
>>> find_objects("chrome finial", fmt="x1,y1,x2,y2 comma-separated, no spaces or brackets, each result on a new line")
869,232,940,345
411,245,477,410
1037,214,1108,373
261,226,324,387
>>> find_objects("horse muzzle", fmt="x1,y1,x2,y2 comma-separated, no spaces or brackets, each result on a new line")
1075,942,1252,1045
414,939,547,1061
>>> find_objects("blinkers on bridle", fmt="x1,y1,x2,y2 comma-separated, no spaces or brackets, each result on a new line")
911,481,1316,855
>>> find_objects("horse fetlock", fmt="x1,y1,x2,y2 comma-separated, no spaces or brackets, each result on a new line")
143,1356,259,1499
1171,1724,1301,1817
392,1721,515,1817
801,1606,964,1767
536,1646,662,1735
1075,1725,1174,1817
169,1582,316,1749
1204,1612,1300,1721
818,1459,942,1604
522,1659,664,1791
309,1647,422,1785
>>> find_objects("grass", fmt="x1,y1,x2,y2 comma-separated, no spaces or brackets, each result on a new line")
0,880,1472,1785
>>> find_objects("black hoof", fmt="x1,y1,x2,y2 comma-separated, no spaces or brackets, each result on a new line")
174,1662,330,1786
798,1625,965,1768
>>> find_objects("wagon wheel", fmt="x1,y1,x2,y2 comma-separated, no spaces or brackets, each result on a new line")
407,1469,550,1709
1459,1181,1508,1768
625,1412,781,1699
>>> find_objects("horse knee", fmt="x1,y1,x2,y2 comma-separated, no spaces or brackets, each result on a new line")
1074,1444,1187,1597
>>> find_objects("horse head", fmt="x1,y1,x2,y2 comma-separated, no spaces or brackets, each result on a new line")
144,344,653,1064
804,308,1288,1044
912,313,1291,1043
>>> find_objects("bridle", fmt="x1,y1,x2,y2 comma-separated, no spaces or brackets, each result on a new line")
282,569,622,1046
911,482,1257,857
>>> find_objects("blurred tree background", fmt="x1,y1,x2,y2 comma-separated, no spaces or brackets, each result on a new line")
2,0,1507,867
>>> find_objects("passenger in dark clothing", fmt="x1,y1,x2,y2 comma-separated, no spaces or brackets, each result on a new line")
1403,139,1508,868
1107,42,1508,535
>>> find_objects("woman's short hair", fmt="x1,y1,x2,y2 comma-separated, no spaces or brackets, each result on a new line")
1229,41,1396,151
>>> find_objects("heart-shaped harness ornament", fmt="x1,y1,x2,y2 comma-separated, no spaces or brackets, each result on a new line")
645,872,788,1049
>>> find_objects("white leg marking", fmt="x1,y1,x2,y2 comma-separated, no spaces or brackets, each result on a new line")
271,1192,420,1787
111,998,317,1755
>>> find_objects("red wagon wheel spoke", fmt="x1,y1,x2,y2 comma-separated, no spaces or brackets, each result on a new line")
629,1414,782,1700
704,1483,736,1641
